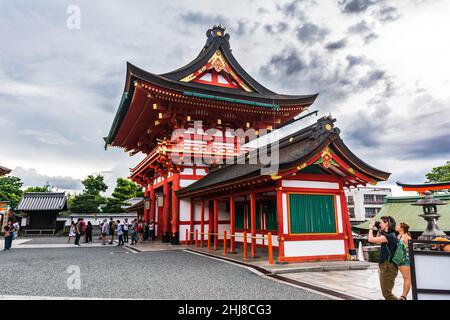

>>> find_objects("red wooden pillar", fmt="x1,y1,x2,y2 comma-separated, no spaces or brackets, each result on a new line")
163,178,170,242
276,183,285,262
208,200,213,246
229,194,235,253
250,191,256,258
149,184,156,222
171,173,180,244
200,199,205,246
189,198,194,244
213,199,219,250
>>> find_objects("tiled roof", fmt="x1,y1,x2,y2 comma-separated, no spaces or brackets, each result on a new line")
0,165,11,176
16,192,67,212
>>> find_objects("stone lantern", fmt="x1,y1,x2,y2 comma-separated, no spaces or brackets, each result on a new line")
412,191,448,240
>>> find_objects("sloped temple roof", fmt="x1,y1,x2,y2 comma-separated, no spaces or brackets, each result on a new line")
105,25,318,150
17,192,68,212
177,116,391,198
0,165,11,177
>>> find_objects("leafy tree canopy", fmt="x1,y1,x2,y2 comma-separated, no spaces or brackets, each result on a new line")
426,161,450,183
102,178,144,213
68,175,107,213
0,176,24,209
24,185,52,193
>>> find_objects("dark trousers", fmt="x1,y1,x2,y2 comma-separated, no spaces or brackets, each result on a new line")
75,233,81,245
123,230,128,242
4,235,13,249
118,234,124,246
85,232,92,243
379,262,399,300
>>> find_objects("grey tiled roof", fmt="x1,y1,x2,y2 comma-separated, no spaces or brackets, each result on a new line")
17,192,67,211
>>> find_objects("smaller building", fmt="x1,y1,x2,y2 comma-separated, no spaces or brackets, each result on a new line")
354,194,450,237
345,187,392,225
16,192,68,235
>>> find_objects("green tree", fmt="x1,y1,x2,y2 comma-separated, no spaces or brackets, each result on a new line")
69,175,108,213
0,176,24,209
426,161,450,183
24,185,52,193
102,178,144,213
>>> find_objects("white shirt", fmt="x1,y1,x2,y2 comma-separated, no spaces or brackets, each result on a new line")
123,223,128,231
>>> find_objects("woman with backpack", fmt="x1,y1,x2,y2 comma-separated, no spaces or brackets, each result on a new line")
368,216,399,300
395,222,412,300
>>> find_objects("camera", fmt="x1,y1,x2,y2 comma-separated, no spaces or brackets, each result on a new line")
373,221,381,229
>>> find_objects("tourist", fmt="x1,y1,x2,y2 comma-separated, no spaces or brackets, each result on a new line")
396,222,412,300
81,218,86,236
74,218,82,246
101,219,109,245
131,219,137,245
108,217,115,245
117,220,124,246
144,221,149,241
149,219,155,241
2,222,14,251
67,221,76,244
12,220,20,240
85,221,93,244
123,218,129,243
368,216,398,300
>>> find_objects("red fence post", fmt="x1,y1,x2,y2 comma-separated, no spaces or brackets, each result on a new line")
223,230,227,255
268,232,274,265
195,229,198,248
243,231,248,260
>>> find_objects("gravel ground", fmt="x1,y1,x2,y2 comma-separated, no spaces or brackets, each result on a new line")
0,247,328,300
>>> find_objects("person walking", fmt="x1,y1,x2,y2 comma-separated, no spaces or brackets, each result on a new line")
148,219,155,241
117,220,124,246
368,216,399,300
85,221,93,244
131,219,137,245
123,218,129,243
108,217,115,245
101,219,109,245
396,222,412,300
74,218,82,246
67,221,76,244
3,222,14,251
137,220,144,241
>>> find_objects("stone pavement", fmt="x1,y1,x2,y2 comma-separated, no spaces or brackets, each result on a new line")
282,267,413,300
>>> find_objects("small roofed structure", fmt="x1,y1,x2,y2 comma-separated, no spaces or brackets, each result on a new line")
355,194,450,236
0,165,11,177
17,192,68,235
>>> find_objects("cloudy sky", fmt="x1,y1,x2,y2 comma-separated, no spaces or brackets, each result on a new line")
1,0,449,195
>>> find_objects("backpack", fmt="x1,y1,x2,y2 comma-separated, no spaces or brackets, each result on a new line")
392,239,409,266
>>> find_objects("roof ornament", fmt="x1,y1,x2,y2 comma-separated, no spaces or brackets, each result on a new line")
205,25,229,48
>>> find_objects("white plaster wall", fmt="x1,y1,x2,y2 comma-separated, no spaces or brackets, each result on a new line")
180,179,197,187
194,202,202,221
179,199,191,221
282,180,339,189
282,193,288,234
284,240,346,257
336,195,343,233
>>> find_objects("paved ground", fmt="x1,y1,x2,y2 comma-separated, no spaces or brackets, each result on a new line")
282,267,412,300
0,245,328,300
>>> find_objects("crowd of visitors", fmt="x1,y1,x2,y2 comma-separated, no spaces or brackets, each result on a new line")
67,217,156,247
